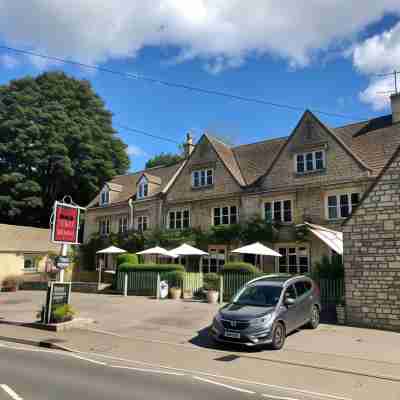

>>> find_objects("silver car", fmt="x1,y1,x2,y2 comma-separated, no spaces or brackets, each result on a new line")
211,274,321,350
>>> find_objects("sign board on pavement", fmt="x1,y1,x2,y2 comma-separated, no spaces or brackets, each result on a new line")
44,282,71,324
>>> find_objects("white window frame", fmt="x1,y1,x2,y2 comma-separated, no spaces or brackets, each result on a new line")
118,215,129,233
136,215,149,232
192,168,214,188
212,205,239,226
263,199,293,223
137,177,149,200
202,247,226,273
325,192,360,220
276,246,309,274
295,150,325,174
99,217,111,236
168,209,191,230
100,187,110,206
23,255,38,272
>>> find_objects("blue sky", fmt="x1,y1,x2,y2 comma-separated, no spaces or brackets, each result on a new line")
1,2,400,171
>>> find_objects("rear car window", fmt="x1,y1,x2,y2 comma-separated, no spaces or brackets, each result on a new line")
284,284,297,299
295,281,312,297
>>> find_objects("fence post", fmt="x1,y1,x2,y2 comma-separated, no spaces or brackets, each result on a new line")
219,275,223,305
156,273,160,300
123,273,128,297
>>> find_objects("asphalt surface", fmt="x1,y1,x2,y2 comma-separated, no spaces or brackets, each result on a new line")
0,343,323,400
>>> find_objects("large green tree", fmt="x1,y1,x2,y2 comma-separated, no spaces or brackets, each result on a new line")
145,152,184,169
0,72,129,227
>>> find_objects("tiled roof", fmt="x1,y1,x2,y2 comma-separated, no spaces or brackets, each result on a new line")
0,224,61,253
333,115,400,174
87,162,184,208
142,173,162,185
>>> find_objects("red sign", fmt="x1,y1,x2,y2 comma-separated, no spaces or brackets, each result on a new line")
53,203,80,243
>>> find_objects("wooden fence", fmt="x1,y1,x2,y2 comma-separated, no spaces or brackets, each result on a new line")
318,278,344,306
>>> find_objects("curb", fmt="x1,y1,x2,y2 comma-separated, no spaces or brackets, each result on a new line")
0,335,73,352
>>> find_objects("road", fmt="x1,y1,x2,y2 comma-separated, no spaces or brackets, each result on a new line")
0,343,332,400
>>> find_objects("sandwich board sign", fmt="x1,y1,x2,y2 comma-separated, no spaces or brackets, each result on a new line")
44,282,71,324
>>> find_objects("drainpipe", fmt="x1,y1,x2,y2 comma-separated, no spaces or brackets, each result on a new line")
128,198,134,230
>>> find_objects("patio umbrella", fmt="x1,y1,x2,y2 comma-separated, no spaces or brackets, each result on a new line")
169,243,208,272
231,242,281,270
96,246,127,288
136,246,177,262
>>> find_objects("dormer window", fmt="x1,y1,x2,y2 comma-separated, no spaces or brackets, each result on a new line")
192,168,213,188
100,187,110,206
137,177,149,199
296,150,325,174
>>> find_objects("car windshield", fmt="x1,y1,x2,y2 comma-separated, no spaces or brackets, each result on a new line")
233,285,282,307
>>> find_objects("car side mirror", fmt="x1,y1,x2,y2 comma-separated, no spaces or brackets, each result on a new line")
285,297,295,307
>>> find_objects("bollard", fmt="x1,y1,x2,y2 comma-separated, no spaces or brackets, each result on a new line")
123,273,128,297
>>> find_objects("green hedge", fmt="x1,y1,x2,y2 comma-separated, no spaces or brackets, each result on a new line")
116,253,139,266
221,262,259,274
118,263,185,273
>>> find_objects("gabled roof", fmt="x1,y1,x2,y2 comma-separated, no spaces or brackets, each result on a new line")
0,224,61,253
87,161,184,208
106,182,123,192
141,172,162,185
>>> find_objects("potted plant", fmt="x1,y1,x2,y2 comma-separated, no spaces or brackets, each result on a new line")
51,304,75,324
2,275,21,292
336,296,346,325
166,271,184,300
204,273,220,304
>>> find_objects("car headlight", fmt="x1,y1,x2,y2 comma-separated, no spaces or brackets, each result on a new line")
251,314,273,326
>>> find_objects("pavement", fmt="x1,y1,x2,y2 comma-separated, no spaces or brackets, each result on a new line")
1,291,400,399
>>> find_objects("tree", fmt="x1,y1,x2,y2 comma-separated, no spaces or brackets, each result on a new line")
145,152,184,169
0,72,129,227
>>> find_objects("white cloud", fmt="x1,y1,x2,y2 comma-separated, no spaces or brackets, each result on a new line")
352,21,400,110
0,54,19,69
1,1,400,72
126,145,147,157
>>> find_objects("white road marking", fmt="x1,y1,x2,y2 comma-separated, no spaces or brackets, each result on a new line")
0,384,24,400
262,394,300,400
110,365,185,376
70,354,107,366
193,376,255,395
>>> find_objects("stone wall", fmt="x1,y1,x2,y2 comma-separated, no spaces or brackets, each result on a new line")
343,153,400,331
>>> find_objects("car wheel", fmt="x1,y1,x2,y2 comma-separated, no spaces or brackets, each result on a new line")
270,322,286,350
307,305,320,329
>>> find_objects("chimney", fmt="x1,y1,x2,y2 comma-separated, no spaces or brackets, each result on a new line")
391,93,400,124
184,132,194,158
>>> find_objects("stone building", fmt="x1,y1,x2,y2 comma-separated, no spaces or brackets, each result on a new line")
343,95,400,330
84,94,400,274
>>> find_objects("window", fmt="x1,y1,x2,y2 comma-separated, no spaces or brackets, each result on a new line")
137,180,149,199
284,285,297,300
118,215,129,233
99,218,111,236
296,150,325,173
264,200,292,223
168,209,190,230
213,206,238,226
137,216,148,232
326,192,360,220
294,281,312,297
100,188,110,206
24,255,37,272
278,247,309,274
202,248,226,273
192,168,213,188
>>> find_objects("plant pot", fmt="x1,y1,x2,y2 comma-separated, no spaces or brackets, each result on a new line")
336,305,346,325
169,287,182,300
183,289,193,299
207,290,219,304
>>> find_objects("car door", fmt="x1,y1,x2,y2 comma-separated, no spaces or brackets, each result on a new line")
281,284,299,333
294,280,313,327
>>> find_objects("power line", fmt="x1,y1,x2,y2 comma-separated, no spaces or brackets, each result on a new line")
0,44,364,120
115,123,180,145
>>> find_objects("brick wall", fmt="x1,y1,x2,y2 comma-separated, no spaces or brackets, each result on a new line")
343,153,400,331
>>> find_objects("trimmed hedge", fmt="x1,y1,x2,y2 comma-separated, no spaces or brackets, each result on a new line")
116,253,139,266
118,263,185,273
221,262,259,274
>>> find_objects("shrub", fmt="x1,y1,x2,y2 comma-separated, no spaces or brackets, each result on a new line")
116,253,139,266
221,262,258,274
2,275,22,289
313,255,344,280
51,304,75,323
164,271,185,288
118,263,184,273
204,273,220,291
